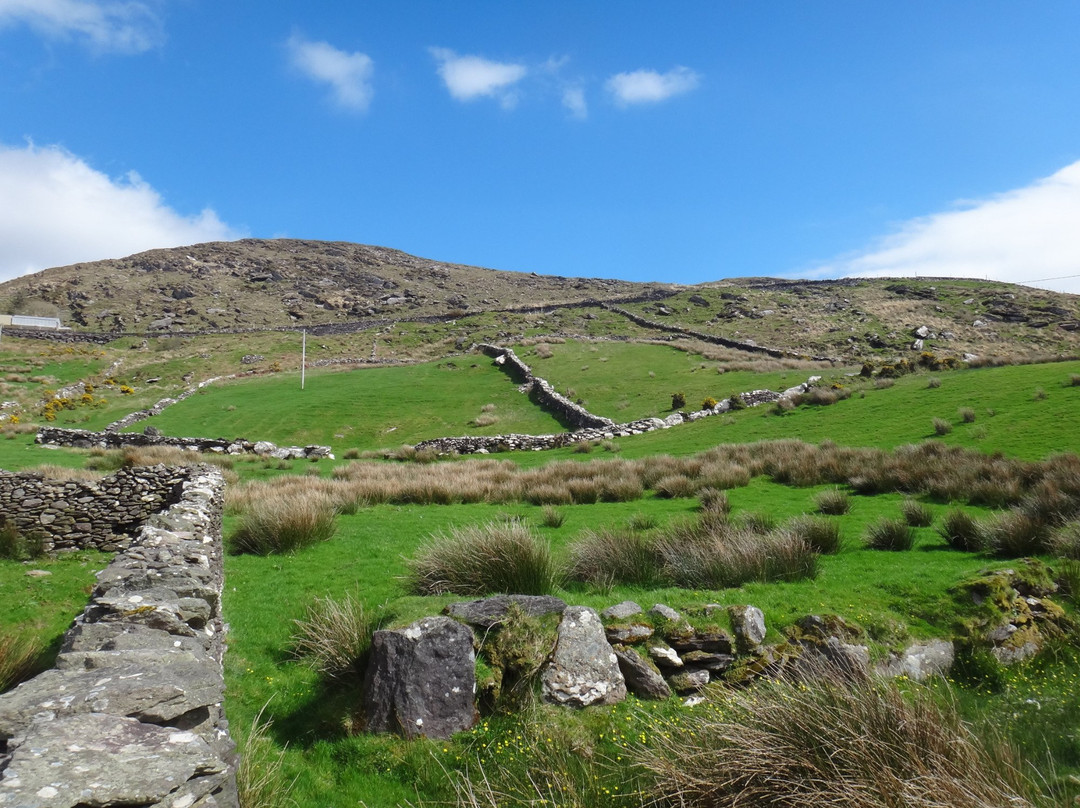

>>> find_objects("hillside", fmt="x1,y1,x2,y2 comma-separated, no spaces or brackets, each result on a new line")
0,239,668,333
1,239,1078,363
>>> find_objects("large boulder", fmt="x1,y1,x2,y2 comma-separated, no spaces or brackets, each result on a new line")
363,616,478,740
542,607,626,707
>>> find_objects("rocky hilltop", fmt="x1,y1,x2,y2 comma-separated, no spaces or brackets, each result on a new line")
0,239,668,333
1,238,1078,360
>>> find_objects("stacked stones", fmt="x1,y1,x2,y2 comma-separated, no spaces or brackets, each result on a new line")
361,594,960,742
0,465,237,808
35,426,333,461
0,465,188,552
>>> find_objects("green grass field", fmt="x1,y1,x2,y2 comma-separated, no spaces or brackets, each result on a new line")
4,335,1080,806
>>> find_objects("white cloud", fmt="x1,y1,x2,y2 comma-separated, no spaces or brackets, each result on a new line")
0,0,163,53
606,66,700,106
287,34,374,112
429,47,526,107
0,142,240,281
562,85,587,119
806,160,1080,294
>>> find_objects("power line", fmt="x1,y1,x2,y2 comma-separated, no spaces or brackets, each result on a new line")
1025,272,1080,283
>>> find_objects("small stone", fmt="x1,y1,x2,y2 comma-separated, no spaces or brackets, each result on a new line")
601,600,643,620
25,569,52,578
649,603,682,622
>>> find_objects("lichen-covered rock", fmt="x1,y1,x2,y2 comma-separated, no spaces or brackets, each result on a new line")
668,669,710,694
0,660,224,741
605,623,654,644
363,616,478,739
0,713,227,808
728,604,766,651
877,640,954,681
542,607,626,707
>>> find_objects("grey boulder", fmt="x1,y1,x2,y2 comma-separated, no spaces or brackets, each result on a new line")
363,616,478,740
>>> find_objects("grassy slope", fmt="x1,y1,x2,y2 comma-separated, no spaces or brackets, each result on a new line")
512,338,822,421
124,359,567,448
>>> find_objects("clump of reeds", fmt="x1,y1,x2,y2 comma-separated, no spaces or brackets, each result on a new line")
566,527,663,588
406,520,559,596
291,592,379,681
635,665,1044,808
815,488,851,515
227,492,337,555
785,514,842,554
901,498,934,527
865,517,915,551
937,509,983,552
0,633,44,694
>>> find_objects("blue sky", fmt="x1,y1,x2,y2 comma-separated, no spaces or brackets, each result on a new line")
2,2,1080,292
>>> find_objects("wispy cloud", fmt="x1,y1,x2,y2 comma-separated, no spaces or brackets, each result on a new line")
606,66,700,106
0,142,240,281
0,0,163,53
804,160,1080,294
429,47,526,108
287,34,374,112
562,85,587,119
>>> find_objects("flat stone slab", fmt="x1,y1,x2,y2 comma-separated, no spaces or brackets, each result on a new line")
444,595,567,629
0,661,223,740
0,713,225,808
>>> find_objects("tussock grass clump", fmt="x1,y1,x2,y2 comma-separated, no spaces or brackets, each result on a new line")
937,509,983,552
927,376,942,388
901,498,934,527
291,592,378,681
697,487,730,516
979,509,1049,557
627,511,658,531
659,521,817,589
933,417,953,436
815,488,850,515
785,515,842,554
540,505,565,528
653,474,696,499
865,517,915,551
1048,520,1080,559
227,493,337,555
636,667,1043,808
407,521,558,596
567,527,662,588
958,406,977,423
0,633,44,694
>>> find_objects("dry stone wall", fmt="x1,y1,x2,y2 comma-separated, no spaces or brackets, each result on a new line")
36,426,333,461
0,465,237,807
478,344,615,430
0,465,187,552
